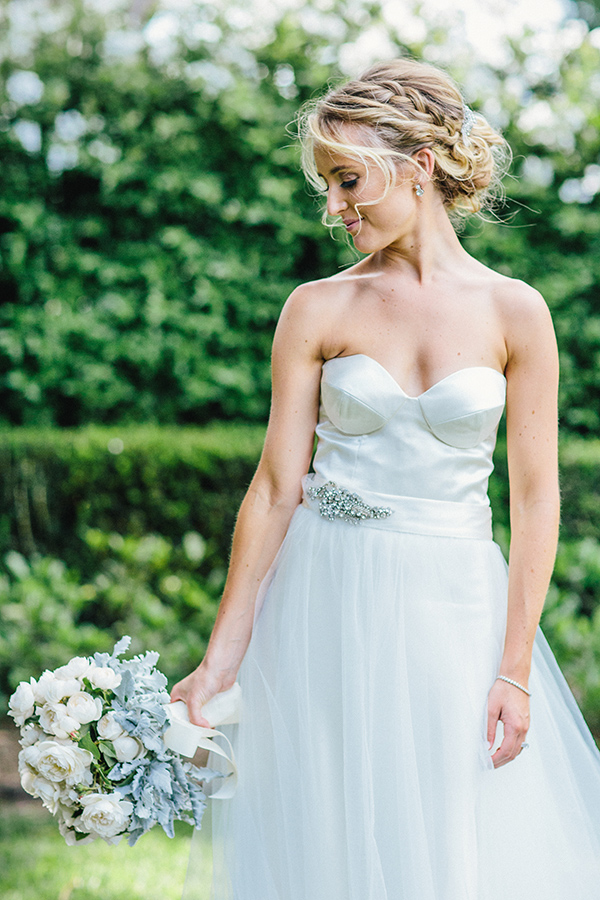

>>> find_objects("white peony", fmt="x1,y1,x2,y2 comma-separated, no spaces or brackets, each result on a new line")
97,712,126,741
32,775,65,814
8,680,36,725
38,703,81,740
77,792,133,840
87,665,121,691
112,735,146,762
66,692,103,725
54,657,92,680
33,740,93,785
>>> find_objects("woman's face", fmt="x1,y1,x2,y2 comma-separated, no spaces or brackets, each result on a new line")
313,134,420,254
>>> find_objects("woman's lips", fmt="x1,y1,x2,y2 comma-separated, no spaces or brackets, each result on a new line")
343,218,360,233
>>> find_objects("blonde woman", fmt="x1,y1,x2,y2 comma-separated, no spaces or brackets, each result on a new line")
174,59,600,899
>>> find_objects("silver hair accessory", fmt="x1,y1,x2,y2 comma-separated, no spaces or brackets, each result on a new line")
461,103,476,144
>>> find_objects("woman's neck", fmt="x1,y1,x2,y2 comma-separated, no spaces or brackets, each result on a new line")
370,199,468,285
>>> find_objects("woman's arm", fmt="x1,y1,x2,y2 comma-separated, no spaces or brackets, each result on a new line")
170,285,326,725
487,283,560,768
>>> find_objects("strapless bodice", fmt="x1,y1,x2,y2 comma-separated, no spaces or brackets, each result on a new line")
311,354,506,506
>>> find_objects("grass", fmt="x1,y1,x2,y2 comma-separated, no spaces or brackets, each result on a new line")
0,805,213,900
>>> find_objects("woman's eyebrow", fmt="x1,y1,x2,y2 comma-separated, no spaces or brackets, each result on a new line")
317,164,356,178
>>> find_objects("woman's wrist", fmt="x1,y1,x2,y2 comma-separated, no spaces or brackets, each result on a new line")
496,675,531,696
197,653,239,691
498,651,532,685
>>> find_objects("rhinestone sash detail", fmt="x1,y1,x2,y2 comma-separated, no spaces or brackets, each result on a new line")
306,480,393,525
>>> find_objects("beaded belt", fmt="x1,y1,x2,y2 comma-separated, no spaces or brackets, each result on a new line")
301,473,493,540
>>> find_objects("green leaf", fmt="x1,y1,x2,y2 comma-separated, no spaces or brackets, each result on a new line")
98,740,117,760
78,731,101,760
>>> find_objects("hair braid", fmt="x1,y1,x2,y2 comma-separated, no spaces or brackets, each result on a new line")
298,58,510,220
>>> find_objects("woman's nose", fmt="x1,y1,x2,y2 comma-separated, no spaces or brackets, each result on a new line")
326,185,348,217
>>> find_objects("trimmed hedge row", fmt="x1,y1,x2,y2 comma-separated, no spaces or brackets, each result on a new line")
1,426,599,565
0,424,266,578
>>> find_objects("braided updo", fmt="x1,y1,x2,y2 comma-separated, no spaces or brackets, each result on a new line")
298,58,510,220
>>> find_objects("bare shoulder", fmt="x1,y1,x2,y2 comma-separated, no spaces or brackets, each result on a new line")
283,270,358,312
275,273,358,358
490,275,552,329
485,274,557,375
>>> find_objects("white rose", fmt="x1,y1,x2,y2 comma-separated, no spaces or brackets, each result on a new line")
34,740,93,785
8,680,36,725
18,743,42,776
20,768,37,796
66,692,103,725
19,723,45,747
58,811,94,846
33,671,82,704
77,792,133,840
38,703,81,740
32,775,65,814
112,735,146,762
97,713,126,741
54,657,92,680
33,671,62,704
61,785,80,805
57,678,83,699
87,665,121,691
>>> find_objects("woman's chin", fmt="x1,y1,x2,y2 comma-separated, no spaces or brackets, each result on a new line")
351,233,387,254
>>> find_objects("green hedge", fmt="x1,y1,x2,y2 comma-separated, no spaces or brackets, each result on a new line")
0,424,266,577
2,425,599,566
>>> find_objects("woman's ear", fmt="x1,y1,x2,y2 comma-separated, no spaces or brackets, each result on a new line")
412,147,436,180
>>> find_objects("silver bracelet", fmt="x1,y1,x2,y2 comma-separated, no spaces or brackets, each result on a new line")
496,675,531,697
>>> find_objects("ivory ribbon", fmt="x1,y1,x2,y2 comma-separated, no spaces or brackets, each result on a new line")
163,683,241,800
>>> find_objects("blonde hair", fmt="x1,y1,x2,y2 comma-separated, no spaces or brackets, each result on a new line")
298,58,511,222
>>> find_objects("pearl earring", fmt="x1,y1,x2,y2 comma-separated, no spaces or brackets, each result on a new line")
415,184,424,197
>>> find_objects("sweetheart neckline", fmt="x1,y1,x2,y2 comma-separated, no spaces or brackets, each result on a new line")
322,354,506,401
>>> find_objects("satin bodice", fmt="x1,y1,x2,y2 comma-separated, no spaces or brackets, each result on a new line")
312,354,506,506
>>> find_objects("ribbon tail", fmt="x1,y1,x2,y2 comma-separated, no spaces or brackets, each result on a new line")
196,729,238,800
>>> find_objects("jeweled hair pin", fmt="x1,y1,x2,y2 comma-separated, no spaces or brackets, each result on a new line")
461,103,476,144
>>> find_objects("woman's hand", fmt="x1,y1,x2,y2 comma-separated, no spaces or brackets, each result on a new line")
487,678,530,768
170,664,234,728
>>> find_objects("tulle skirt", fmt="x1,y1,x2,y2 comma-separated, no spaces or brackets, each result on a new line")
183,500,600,900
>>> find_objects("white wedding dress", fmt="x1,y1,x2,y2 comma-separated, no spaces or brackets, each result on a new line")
185,354,600,900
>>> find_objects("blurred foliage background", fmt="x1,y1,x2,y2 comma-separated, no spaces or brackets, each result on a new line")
1,0,600,736
2,0,600,430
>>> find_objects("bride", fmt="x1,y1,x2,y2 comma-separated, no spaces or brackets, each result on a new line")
172,58,600,899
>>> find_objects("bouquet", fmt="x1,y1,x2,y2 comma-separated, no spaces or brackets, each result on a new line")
7,636,226,845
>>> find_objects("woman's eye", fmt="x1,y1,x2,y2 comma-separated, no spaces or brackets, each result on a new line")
341,178,358,189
